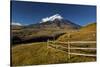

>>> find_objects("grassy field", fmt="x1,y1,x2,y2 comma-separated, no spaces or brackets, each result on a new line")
12,42,96,66
12,42,69,66
11,23,96,66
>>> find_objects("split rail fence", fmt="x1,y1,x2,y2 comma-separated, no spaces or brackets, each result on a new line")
47,40,96,59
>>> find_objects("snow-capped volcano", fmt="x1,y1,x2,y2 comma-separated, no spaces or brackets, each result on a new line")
28,14,81,29
40,14,63,23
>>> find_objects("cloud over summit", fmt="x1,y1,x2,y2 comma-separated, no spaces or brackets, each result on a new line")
40,14,63,23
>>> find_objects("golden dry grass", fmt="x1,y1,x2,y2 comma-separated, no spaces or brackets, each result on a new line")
12,42,69,66
57,23,96,42
12,42,96,66
11,23,96,66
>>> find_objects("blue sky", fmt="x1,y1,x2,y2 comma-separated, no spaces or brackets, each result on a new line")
11,1,96,26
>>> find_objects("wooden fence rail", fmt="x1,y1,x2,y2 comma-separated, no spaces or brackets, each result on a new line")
69,53,96,57
47,40,96,59
49,41,96,44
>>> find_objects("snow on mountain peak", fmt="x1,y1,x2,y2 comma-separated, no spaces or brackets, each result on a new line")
40,14,63,23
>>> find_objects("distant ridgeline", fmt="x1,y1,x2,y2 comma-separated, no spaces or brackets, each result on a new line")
11,14,96,45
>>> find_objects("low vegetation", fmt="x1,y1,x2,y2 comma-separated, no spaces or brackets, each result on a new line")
12,42,96,66
12,42,69,66
57,23,96,41
11,23,96,66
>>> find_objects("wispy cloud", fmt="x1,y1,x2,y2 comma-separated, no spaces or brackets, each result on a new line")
12,22,22,26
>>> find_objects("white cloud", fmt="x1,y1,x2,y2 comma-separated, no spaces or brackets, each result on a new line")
40,14,63,23
12,22,22,26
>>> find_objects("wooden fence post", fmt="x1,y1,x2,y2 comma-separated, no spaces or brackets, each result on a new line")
68,33,70,62
47,39,49,48
68,40,70,62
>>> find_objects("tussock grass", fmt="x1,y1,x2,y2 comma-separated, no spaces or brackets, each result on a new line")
12,42,96,66
57,23,96,41
12,42,69,66
69,55,96,63
11,23,96,66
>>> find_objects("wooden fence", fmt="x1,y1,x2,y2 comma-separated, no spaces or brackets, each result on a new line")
47,40,96,59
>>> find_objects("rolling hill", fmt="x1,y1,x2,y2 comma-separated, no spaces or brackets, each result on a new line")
57,23,96,41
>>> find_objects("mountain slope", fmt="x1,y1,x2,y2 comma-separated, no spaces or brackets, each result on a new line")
12,14,81,44
27,14,81,29
81,23,96,31
57,22,96,41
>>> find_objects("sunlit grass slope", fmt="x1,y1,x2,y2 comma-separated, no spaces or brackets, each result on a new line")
12,23,96,66
57,23,96,41
12,42,96,66
12,42,69,66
